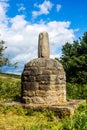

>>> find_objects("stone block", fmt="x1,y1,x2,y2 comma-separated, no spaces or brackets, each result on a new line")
22,82,39,90
39,84,50,90
36,75,50,82
31,97,45,104
35,90,47,97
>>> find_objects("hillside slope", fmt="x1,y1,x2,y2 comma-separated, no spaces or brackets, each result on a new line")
0,72,21,79
0,73,21,102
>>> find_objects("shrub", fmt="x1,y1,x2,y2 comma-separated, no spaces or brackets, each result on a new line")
66,82,87,99
0,77,21,102
1,106,24,115
77,102,87,112
60,103,87,130
73,111,87,130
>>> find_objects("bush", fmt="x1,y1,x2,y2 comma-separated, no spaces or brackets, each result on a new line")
44,110,55,121
60,117,74,130
73,111,87,130
66,82,87,99
61,103,87,130
0,76,21,102
76,102,87,113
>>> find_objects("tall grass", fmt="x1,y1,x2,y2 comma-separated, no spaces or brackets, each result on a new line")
0,73,21,102
0,103,87,130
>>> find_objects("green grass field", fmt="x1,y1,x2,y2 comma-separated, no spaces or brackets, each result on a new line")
0,73,87,130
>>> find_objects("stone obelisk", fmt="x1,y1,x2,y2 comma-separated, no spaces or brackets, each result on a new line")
38,32,50,58
21,32,66,105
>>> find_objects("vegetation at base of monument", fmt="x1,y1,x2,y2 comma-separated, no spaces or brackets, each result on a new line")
60,32,87,85
61,102,87,130
66,83,87,99
0,74,87,129
0,103,87,130
0,39,18,72
0,73,21,102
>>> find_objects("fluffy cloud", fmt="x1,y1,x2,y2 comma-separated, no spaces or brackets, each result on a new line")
2,20,75,70
0,1,9,22
32,0,53,19
0,1,75,74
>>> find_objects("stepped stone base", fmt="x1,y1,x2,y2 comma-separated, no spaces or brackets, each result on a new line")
21,58,66,105
0,100,85,117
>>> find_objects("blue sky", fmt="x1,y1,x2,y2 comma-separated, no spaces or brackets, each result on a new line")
0,0,87,74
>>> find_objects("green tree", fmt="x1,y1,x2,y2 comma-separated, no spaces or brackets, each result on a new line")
60,32,87,84
0,40,18,72
0,40,9,71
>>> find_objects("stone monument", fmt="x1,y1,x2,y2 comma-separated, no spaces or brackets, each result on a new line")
0,32,85,118
21,32,66,105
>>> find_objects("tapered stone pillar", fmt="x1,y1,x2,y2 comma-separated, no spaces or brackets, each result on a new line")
38,32,50,58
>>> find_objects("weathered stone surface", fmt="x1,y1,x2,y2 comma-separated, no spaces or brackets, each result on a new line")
38,32,50,58
21,58,66,105
0,100,86,118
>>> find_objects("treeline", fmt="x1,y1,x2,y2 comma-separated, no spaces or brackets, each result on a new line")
0,72,20,79
59,32,87,99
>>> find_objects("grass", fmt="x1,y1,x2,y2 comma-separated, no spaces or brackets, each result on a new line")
0,103,87,130
0,106,62,130
0,73,21,102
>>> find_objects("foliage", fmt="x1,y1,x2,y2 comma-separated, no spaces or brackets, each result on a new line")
0,106,62,130
0,103,87,130
77,102,87,112
0,73,21,102
73,111,87,130
0,40,18,72
73,103,87,130
60,32,87,85
0,40,10,71
66,83,87,99
60,102,87,130
44,110,55,121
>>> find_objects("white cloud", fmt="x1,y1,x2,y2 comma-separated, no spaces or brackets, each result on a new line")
0,1,75,74
2,20,75,64
56,4,62,12
0,1,9,22
32,0,53,19
10,15,27,30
